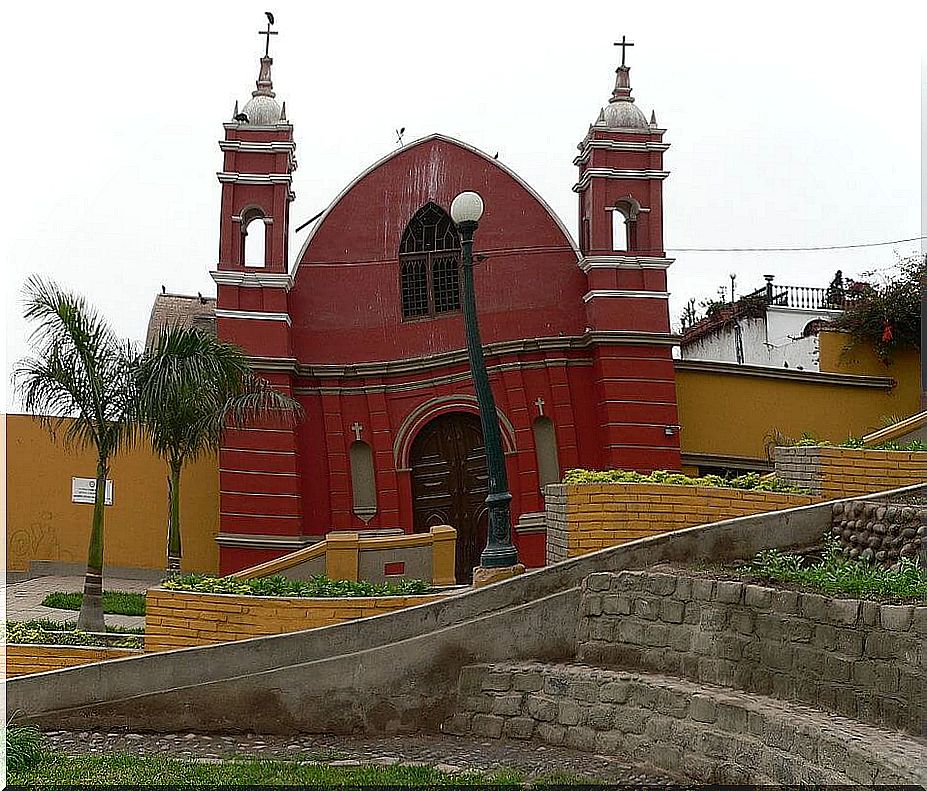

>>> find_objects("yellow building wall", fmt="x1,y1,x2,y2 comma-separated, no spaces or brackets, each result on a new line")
677,333,921,465
6,414,219,574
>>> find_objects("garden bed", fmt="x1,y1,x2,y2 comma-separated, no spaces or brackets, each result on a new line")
682,541,927,603
4,621,144,678
145,576,454,652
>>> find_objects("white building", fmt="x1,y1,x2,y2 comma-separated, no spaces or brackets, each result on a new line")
680,276,845,371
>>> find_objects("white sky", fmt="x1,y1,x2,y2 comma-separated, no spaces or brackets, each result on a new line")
2,1,925,411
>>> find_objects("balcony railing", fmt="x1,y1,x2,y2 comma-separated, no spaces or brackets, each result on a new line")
746,283,846,311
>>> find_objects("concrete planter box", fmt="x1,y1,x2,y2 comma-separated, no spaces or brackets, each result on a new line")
775,445,927,498
145,587,454,652
6,644,142,677
545,483,815,564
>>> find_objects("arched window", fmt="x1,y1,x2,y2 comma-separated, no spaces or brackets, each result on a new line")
241,207,267,267
399,203,461,320
532,416,560,489
349,441,377,522
611,209,629,252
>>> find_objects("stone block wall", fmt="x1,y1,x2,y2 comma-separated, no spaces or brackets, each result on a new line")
145,589,445,652
776,446,926,498
445,661,923,785
6,645,142,677
544,484,814,564
831,499,926,565
576,570,926,734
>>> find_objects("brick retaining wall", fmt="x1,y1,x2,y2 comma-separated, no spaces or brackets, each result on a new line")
6,645,142,677
145,588,446,652
776,446,926,498
544,484,814,564
576,570,926,734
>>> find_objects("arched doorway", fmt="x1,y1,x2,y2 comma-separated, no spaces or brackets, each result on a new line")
410,412,488,583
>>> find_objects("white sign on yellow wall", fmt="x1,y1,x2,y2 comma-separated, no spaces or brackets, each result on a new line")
71,477,114,506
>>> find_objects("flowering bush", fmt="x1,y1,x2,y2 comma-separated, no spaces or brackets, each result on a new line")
832,254,923,362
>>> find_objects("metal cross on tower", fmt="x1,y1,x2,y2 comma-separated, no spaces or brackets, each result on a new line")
260,14,278,57
614,35,634,67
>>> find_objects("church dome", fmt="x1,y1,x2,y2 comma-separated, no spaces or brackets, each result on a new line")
595,63,651,130
242,94,282,125
599,100,648,129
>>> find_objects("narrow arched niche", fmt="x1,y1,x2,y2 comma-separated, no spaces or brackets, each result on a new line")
532,416,560,489
612,209,629,252
241,207,267,267
349,441,377,522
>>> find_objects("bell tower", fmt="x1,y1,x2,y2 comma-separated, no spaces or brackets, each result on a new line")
575,40,682,472
211,17,306,573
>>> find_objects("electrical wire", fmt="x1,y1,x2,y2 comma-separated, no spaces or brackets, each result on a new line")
297,235,925,268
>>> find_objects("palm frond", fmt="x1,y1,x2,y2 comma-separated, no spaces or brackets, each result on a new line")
137,326,302,468
14,276,138,460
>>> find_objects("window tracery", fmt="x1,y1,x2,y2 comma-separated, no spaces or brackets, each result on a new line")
399,203,461,319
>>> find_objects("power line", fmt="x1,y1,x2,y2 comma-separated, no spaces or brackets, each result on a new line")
293,235,925,268
666,236,927,253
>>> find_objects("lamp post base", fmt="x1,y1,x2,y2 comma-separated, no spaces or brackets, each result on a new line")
471,563,526,589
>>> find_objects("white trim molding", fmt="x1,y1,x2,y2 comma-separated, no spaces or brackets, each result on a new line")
214,308,292,325
211,269,294,289
216,172,293,185
573,167,670,192
219,140,297,153
579,255,674,272
573,138,670,165
582,289,670,302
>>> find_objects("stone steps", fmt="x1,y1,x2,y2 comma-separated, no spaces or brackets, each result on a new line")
443,661,927,785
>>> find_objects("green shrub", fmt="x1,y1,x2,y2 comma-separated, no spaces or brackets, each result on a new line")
162,573,431,598
41,590,146,616
740,539,927,600
6,724,45,773
561,468,811,495
2,620,143,649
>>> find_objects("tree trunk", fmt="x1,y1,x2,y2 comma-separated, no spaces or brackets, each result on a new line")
166,461,182,572
76,460,107,632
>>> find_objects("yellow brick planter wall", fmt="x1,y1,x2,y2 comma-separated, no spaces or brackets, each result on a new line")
545,484,815,563
775,446,926,498
6,645,142,677
144,588,447,652
819,448,925,498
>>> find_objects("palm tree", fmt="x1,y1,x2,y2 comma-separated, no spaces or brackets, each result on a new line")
136,326,301,571
15,277,138,632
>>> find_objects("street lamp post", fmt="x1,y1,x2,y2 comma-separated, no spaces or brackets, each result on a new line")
450,191,520,573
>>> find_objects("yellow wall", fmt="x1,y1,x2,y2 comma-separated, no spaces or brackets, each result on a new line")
6,644,142,677
145,588,446,652
677,332,921,465
547,483,814,562
6,414,219,573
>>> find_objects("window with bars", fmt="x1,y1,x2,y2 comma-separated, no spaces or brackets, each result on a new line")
399,203,461,320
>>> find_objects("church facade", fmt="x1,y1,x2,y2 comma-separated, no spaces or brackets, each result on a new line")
211,38,681,578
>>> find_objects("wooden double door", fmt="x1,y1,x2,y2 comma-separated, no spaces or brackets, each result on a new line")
410,412,488,584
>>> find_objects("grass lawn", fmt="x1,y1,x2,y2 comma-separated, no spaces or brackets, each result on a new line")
6,752,543,787
41,590,146,616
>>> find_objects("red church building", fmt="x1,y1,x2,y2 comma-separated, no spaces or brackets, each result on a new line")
209,34,681,579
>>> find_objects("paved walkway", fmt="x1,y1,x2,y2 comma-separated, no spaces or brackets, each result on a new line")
42,731,687,784
4,575,148,629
